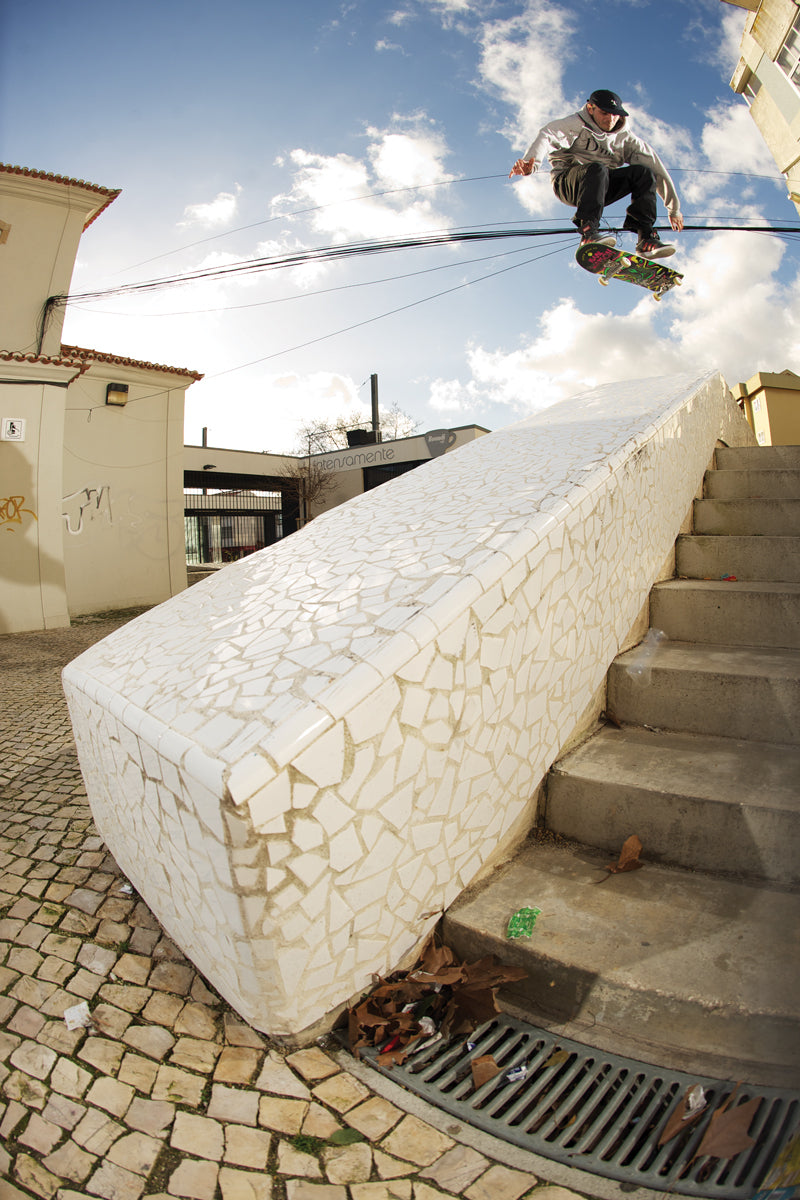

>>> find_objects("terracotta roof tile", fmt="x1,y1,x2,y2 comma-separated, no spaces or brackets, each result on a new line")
0,349,90,372
0,163,120,228
62,344,204,381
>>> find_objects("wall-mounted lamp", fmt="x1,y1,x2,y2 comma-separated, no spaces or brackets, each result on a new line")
105,383,129,407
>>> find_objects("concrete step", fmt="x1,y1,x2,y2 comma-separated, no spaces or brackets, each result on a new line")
716,445,800,471
650,578,800,648
545,725,800,884
693,497,800,536
442,840,800,1087
676,533,800,582
704,468,800,499
607,640,800,745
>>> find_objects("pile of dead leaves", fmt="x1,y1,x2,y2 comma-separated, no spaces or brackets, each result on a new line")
347,941,527,1067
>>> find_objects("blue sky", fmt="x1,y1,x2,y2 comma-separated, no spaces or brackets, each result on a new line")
2,0,798,452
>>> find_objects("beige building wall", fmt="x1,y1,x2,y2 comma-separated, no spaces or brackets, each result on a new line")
726,0,800,214
61,350,201,616
0,354,83,632
1,165,201,632
733,368,800,444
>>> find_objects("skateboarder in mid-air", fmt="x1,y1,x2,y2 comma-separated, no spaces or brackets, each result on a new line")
509,89,684,259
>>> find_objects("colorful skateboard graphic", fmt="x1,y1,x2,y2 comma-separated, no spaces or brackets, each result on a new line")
576,243,683,301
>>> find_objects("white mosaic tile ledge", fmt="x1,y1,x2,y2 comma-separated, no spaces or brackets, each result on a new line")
63,370,753,1038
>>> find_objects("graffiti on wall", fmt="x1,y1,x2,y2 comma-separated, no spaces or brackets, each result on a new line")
62,485,113,535
1,495,38,532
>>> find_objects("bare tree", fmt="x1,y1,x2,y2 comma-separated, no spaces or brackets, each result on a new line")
294,403,420,455
279,458,337,528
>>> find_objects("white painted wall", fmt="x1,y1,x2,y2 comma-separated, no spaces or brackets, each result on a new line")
63,371,754,1039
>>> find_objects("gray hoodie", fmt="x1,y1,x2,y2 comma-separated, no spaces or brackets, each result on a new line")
524,104,682,220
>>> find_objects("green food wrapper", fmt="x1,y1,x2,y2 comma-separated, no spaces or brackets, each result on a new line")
506,906,542,939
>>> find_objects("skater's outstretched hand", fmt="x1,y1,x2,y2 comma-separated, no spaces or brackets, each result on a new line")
509,158,535,178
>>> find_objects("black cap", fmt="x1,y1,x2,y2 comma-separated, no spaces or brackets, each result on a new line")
588,89,628,117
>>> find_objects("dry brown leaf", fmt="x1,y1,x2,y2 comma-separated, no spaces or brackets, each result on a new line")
658,1085,708,1146
541,1049,571,1071
692,1095,762,1163
471,1055,501,1088
606,834,644,874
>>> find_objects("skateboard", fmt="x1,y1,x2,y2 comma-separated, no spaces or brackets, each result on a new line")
576,242,683,301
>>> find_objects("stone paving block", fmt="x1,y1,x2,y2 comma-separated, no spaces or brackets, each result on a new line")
173,1001,219,1041
8,1004,45,1038
277,1141,323,1178
39,932,81,961
98,983,152,1014
142,991,185,1027
218,1166,272,1200
122,1023,176,1060
171,1111,226,1161
86,1075,135,1118
463,1164,538,1200
37,955,75,985
170,1036,222,1073
41,1091,86,1130
9,975,58,1009
311,1072,371,1114
50,1057,92,1098
78,1036,125,1075
12,1152,61,1200
373,1149,417,1180
118,1050,159,1092
345,1096,403,1141
258,1095,309,1134
531,1189,586,1200
152,1065,206,1107
286,1047,339,1081
322,1141,373,1184
351,1184,413,1200
7,947,44,975
17,1111,64,1154
66,889,105,916
380,1115,455,1167
222,1015,265,1049
77,944,118,976
91,1002,135,1038
223,1123,272,1169
207,1083,260,1127
95,919,132,948
167,1158,220,1200
149,961,194,995
65,968,105,1000
9,1038,57,1080
284,1183,347,1200
41,1138,96,1184
300,1102,342,1139
0,1098,28,1138
255,1051,311,1099
419,1144,490,1192
107,1130,164,1175
85,1158,146,1200
214,1046,261,1084
125,1096,176,1138
72,1108,125,1155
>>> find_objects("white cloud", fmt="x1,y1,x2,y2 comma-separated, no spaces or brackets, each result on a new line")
185,370,368,454
429,231,800,419
179,186,242,229
270,119,456,244
476,0,576,148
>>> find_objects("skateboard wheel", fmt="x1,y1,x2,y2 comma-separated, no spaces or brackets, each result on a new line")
599,277,609,286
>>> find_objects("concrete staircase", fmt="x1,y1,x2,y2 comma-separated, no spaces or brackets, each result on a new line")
443,445,800,1089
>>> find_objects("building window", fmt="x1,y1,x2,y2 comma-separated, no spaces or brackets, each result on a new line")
777,12,800,89
752,396,761,413
743,74,762,104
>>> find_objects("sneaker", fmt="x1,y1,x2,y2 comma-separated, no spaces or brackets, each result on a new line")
579,222,616,248
635,230,675,259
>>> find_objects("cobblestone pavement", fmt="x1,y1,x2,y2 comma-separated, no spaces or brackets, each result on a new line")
0,614,587,1200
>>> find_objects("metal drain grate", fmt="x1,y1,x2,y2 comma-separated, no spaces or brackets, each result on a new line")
352,1015,798,1198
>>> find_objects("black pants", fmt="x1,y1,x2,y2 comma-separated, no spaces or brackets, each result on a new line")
553,162,657,233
